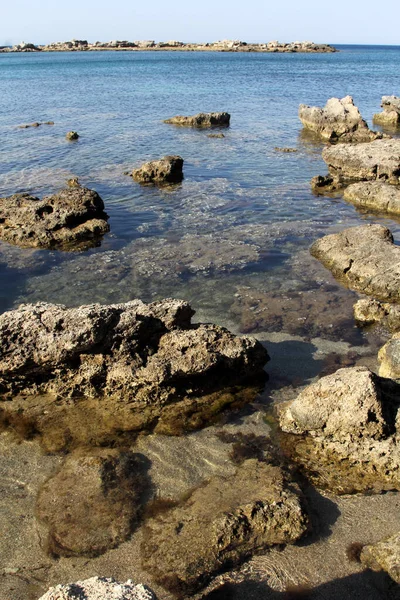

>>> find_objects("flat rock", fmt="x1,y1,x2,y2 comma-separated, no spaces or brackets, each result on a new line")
38,577,157,600
164,112,230,128
373,95,400,127
0,186,109,250
310,224,400,302
132,155,183,184
354,298,400,332
141,459,308,596
360,532,400,584
344,181,400,215
279,366,400,493
299,96,381,142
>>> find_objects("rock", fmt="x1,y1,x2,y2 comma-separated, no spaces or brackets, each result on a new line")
279,366,400,493
344,181,400,215
373,96,400,127
38,577,157,600
66,131,79,140
298,96,381,142
132,155,183,184
274,147,297,152
36,449,142,556
141,459,308,596
360,532,400,584
207,133,225,138
310,224,400,302
311,174,345,194
0,299,269,450
164,112,230,128
354,298,400,331
18,121,53,129
378,333,400,379
0,186,109,250
319,138,400,184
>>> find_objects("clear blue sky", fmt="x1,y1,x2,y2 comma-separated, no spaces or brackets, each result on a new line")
2,0,400,46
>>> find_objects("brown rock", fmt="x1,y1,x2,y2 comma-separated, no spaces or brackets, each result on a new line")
360,532,400,584
378,333,400,379
164,112,230,128
373,96,400,128
66,131,79,140
132,155,183,184
344,181,400,215
354,298,400,332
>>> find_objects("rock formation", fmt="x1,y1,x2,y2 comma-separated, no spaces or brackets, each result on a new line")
310,224,400,302
0,186,109,250
344,181,400,215
298,96,381,142
38,577,157,600
141,459,308,596
132,156,184,184
279,366,400,493
354,298,400,332
360,532,400,584
66,130,79,140
378,334,400,379
373,96,400,127
164,112,230,128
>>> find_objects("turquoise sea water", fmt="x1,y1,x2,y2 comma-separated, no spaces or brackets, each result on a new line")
0,46,399,349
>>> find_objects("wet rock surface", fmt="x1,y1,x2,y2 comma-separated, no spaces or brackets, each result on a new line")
132,156,184,184
310,224,400,302
0,186,109,250
38,577,157,600
164,112,230,128
298,96,381,143
279,366,400,493
344,181,400,215
373,96,400,128
354,298,400,332
65,131,79,141
360,532,400,584
141,459,309,597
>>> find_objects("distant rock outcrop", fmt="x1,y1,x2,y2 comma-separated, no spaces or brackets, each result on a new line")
164,112,230,128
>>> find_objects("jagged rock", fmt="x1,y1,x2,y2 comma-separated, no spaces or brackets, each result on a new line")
360,532,400,584
0,186,109,250
279,366,400,493
38,577,157,600
378,333,400,379
311,174,345,194
164,112,230,128
0,299,269,450
36,449,142,556
132,156,183,184
310,224,400,302
66,131,79,140
373,96,400,127
354,298,400,331
141,459,308,596
319,138,400,184
344,181,400,215
298,96,381,142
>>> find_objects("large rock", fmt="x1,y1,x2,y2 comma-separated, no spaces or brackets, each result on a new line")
298,96,381,142
378,333,400,379
132,156,183,184
38,577,157,600
164,112,230,128
310,224,400,302
360,532,400,584
0,186,109,250
0,299,269,450
354,298,400,332
373,96,400,127
344,181,400,215
36,449,142,556
279,366,400,493
141,459,308,596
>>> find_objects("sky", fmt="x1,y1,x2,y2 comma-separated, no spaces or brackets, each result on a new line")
1,0,400,47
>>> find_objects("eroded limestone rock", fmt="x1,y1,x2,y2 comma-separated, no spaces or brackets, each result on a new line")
344,181,400,215
164,112,230,128
373,96,400,128
378,334,400,379
0,186,109,250
38,577,157,600
310,224,400,302
141,459,308,596
354,298,400,332
360,532,400,584
132,156,183,184
299,96,381,143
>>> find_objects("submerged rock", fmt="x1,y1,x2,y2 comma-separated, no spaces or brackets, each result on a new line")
344,181,400,215
360,532,400,584
0,186,109,250
132,155,183,184
141,459,308,596
298,96,381,143
310,224,400,302
38,577,157,600
354,298,400,332
373,96,400,128
164,112,230,128
279,366,400,493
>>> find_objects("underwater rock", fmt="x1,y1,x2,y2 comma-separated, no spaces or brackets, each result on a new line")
164,112,230,128
36,449,142,556
360,532,400,584
344,181,400,215
141,459,308,596
378,333,400,379
298,96,382,143
373,96,400,127
279,366,400,493
66,131,79,140
132,155,183,184
0,186,109,250
38,577,157,600
354,298,400,332
310,224,400,302
18,121,54,129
